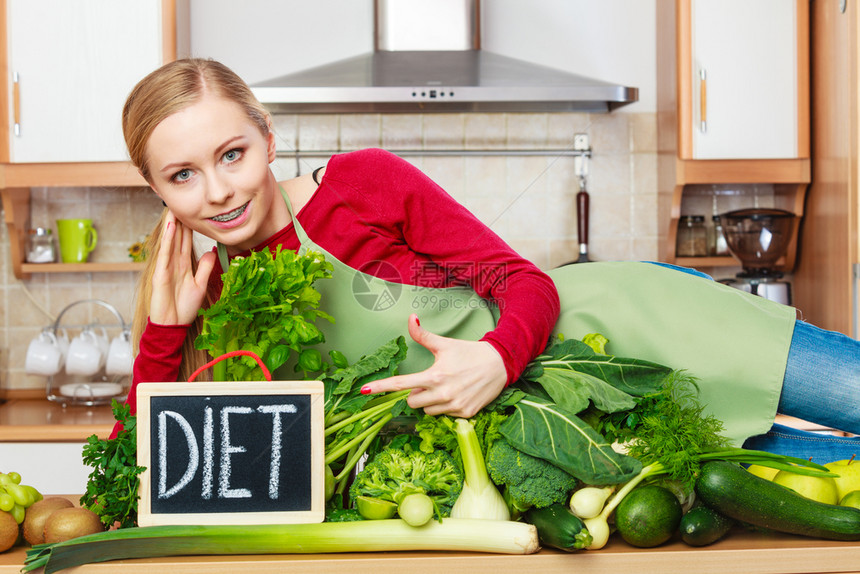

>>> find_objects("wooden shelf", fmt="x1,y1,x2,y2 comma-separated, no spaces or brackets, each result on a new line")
0,161,145,188
20,261,144,274
0,163,148,279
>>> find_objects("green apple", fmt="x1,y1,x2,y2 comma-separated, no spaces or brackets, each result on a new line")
772,469,839,505
746,464,779,480
840,490,860,510
824,458,860,501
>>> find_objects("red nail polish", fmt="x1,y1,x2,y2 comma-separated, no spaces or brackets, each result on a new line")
360,386,371,395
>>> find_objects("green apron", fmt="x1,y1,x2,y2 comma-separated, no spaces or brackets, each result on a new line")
219,188,796,446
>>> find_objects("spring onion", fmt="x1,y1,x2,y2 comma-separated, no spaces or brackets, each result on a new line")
24,518,539,573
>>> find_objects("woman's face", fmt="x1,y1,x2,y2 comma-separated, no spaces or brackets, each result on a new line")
145,93,281,252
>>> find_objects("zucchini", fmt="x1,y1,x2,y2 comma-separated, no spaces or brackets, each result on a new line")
679,505,734,546
695,461,860,541
524,503,592,551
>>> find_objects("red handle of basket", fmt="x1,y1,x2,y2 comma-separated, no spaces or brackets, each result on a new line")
187,350,272,382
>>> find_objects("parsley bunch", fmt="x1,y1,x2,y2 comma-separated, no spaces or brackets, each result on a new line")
80,401,145,528
195,246,334,381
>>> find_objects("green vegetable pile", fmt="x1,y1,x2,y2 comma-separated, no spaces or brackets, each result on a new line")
66,243,841,568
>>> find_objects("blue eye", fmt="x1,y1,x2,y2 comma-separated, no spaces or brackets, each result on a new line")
223,148,242,163
172,168,192,183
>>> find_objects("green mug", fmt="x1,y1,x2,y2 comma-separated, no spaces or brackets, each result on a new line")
56,219,98,263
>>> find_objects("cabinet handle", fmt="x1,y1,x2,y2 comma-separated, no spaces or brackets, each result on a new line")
699,68,707,133
12,72,20,137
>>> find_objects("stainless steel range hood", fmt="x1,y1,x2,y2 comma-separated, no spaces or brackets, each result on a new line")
251,0,638,114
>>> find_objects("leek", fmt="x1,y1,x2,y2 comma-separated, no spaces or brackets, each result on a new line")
24,518,539,573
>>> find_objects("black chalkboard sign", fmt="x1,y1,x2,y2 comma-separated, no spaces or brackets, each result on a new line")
136,381,324,526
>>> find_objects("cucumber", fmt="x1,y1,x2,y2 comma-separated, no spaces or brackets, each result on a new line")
679,505,734,546
524,503,592,551
696,461,860,541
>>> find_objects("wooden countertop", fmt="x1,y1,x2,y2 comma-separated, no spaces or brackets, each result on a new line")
0,399,115,442
1,528,859,573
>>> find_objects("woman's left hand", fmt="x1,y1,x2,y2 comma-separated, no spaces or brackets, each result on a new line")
361,314,508,418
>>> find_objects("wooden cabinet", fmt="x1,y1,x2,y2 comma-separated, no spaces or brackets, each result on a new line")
793,0,859,337
688,0,801,160
657,0,810,268
0,0,176,279
4,0,166,163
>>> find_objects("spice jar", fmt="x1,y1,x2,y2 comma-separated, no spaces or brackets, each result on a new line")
26,227,57,263
676,215,707,257
709,215,730,256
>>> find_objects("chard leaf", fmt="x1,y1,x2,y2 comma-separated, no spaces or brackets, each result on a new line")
500,397,641,485
531,368,636,414
528,338,672,397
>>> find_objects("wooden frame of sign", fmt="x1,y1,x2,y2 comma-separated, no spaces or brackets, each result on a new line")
136,381,325,526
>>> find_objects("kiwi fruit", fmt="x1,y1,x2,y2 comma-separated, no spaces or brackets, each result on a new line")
43,507,103,544
0,511,18,552
22,497,74,545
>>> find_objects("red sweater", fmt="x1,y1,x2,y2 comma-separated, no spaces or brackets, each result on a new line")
126,149,560,416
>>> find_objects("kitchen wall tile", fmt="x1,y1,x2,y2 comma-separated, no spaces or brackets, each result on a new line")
465,114,506,149
340,114,382,150
589,191,633,240
382,114,423,150
423,114,465,149
547,114,594,149
506,114,549,149
590,152,631,196
632,152,658,196
298,114,339,151
631,113,658,153
549,240,579,269
591,113,631,154
272,114,298,152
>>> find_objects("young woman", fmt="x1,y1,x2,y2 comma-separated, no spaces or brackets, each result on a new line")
119,58,859,461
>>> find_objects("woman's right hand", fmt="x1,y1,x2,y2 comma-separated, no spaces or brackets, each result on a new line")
149,211,216,325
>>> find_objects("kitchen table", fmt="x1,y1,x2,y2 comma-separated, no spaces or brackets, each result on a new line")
0,528,858,573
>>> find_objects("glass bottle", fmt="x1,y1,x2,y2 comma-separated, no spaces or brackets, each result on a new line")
677,215,707,257
710,215,730,256
26,227,56,263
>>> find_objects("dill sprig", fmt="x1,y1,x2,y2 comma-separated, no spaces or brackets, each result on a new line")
622,371,730,488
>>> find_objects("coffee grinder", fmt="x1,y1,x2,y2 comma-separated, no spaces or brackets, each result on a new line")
719,208,796,305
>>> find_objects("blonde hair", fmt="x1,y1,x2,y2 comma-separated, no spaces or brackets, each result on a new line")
125,58,271,381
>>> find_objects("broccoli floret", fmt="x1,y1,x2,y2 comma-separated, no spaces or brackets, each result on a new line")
325,507,364,522
349,446,464,519
486,439,578,512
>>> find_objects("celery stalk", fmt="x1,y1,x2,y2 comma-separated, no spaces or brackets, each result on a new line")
24,518,539,573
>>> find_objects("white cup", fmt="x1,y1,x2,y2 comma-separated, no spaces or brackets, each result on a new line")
91,325,110,358
25,331,63,376
65,329,104,376
56,328,70,362
105,330,133,376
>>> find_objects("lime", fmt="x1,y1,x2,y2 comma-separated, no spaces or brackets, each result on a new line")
356,496,397,520
615,484,683,548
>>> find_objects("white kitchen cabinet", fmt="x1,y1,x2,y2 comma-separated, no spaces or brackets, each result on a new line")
686,0,804,160
5,0,165,163
0,443,90,495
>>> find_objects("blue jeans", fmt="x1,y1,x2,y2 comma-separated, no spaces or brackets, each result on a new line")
650,262,860,462
742,320,860,463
